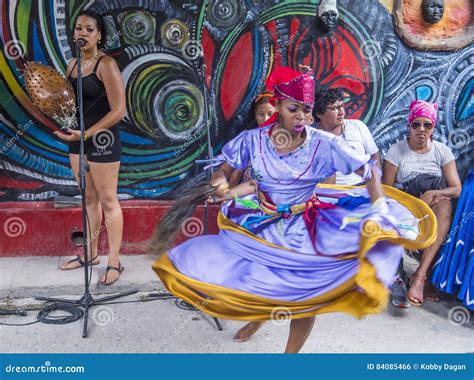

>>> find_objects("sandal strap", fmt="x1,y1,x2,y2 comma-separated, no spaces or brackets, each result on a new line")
101,263,124,285
88,255,99,264
105,264,123,273
67,255,84,266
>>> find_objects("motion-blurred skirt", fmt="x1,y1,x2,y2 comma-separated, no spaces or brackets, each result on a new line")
153,185,437,320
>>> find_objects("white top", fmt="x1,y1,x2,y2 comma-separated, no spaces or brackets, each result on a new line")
334,119,379,185
384,139,455,189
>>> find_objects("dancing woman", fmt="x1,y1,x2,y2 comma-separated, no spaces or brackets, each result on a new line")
152,67,436,352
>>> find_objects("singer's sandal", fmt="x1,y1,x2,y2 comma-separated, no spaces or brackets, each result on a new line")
60,255,100,270
99,263,124,286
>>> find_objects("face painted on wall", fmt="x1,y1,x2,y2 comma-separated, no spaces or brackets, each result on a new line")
319,11,339,32
422,0,444,24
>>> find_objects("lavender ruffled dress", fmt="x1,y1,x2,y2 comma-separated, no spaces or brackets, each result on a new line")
153,125,436,320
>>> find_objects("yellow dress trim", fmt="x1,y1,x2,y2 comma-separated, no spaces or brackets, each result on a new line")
152,185,437,320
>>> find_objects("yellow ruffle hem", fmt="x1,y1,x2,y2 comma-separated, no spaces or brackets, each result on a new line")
152,185,437,321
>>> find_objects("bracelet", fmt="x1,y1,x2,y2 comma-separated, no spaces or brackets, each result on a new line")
84,131,88,141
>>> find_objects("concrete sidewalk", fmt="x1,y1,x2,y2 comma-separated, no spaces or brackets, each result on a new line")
0,255,163,299
0,292,472,353
0,254,472,353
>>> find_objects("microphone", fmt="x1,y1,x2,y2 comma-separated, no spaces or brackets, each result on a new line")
75,38,87,48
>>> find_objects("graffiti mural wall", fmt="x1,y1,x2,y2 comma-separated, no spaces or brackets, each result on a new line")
0,0,472,201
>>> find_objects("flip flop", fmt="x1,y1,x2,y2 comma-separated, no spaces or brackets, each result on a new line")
99,263,124,286
60,255,99,271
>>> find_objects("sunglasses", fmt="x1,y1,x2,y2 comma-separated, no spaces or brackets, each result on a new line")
410,121,434,130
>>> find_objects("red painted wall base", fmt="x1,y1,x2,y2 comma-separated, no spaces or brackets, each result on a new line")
0,201,220,257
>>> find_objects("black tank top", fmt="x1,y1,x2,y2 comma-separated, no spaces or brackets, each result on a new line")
68,56,111,130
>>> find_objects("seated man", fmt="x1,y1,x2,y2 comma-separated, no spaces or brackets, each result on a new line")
313,88,381,185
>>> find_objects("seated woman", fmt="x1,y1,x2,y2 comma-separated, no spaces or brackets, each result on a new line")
383,100,462,306
215,93,275,201
227,93,275,187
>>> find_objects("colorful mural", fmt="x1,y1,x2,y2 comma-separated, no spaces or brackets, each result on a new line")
0,0,472,201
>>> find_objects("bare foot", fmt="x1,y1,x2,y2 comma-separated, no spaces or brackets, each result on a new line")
233,321,264,342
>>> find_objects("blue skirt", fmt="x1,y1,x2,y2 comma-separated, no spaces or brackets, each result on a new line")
432,168,474,310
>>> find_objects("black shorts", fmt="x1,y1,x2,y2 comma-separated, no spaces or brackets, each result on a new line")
68,127,122,163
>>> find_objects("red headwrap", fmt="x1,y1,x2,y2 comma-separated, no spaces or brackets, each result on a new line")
260,67,315,127
265,66,315,107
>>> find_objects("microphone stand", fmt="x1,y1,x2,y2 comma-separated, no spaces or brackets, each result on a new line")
36,39,137,338
200,51,222,332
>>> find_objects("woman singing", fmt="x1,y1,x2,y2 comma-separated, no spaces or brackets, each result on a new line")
55,10,126,286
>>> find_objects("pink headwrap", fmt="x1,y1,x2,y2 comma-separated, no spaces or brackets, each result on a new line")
261,66,315,127
408,100,438,125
